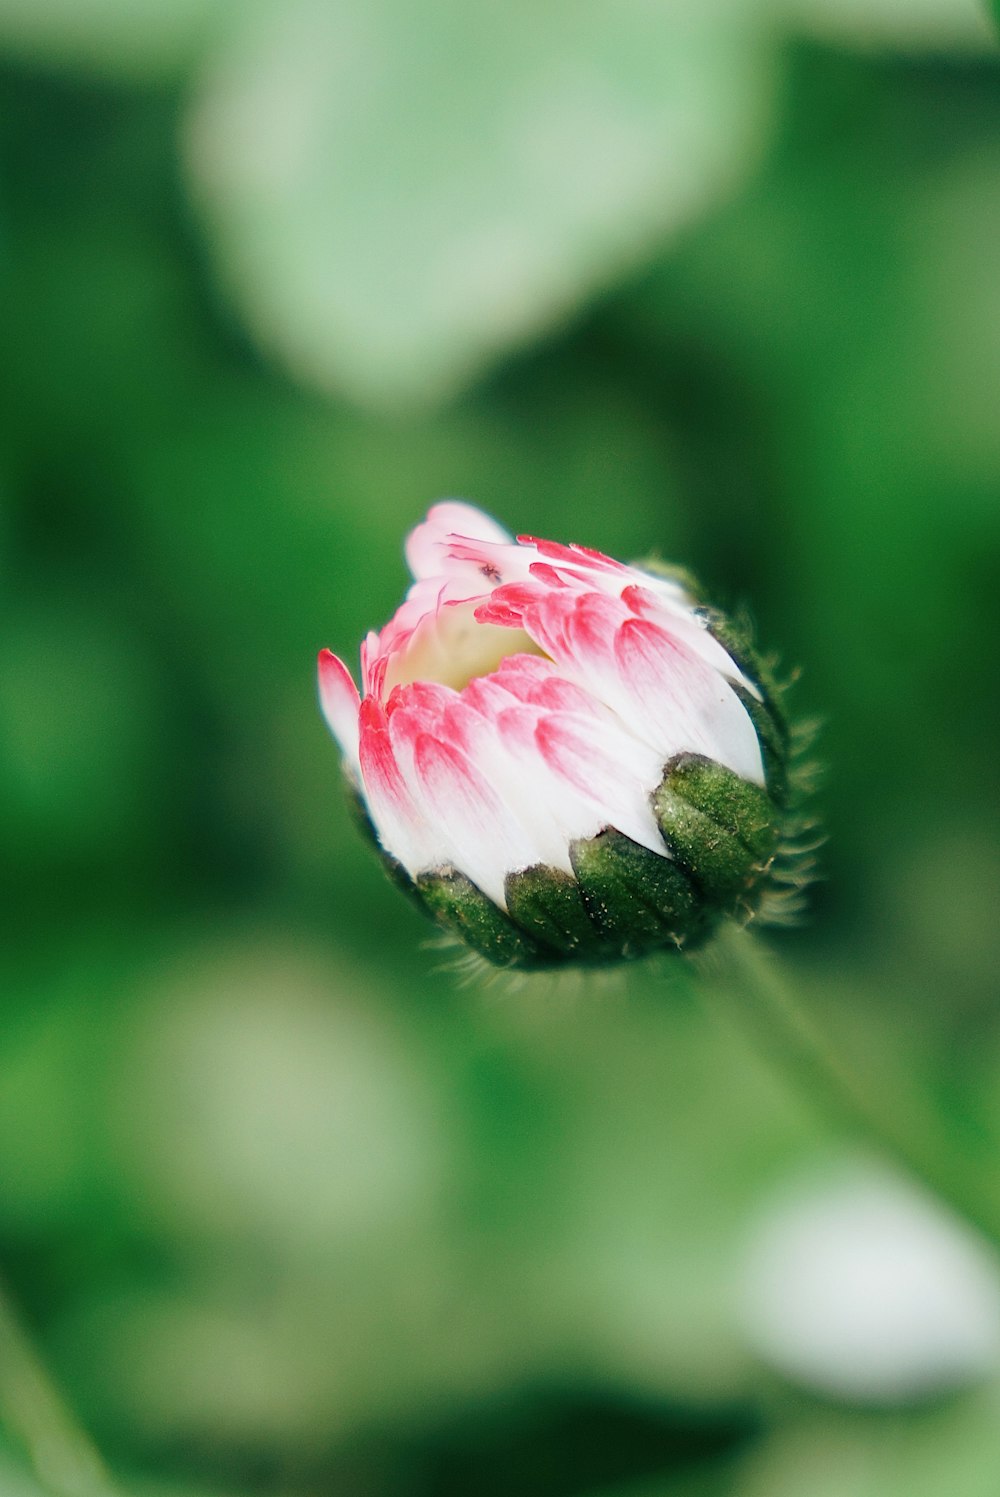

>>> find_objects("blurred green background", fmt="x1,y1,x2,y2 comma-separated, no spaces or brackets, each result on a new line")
2,1,1000,1493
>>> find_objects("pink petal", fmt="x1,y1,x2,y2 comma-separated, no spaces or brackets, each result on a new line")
512,595,639,733
563,590,622,662
413,734,491,818
523,562,571,590
460,675,522,717
621,583,760,697
487,699,659,859
361,630,389,699
473,581,542,627
357,697,433,874
408,732,532,906
483,653,565,701
614,618,764,784
535,712,665,854
493,703,544,753
516,536,626,575
358,698,402,796
499,587,765,785
442,537,533,587
518,587,622,671
405,501,511,581
389,681,483,761
522,674,604,715
471,599,522,629
317,650,361,764
621,583,686,617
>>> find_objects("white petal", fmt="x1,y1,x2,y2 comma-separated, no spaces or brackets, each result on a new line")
404,500,511,580
535,710,667,855
317,650,361,768
387,692,543,906
613,618,765,784
623,583,761,698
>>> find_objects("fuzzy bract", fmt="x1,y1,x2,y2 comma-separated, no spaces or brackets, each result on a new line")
319,502,793,968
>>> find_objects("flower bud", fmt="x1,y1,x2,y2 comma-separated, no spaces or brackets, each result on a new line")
319,503,801,970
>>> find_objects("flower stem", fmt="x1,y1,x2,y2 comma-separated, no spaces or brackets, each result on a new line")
0,1277,117,1497
700,922,1000,1248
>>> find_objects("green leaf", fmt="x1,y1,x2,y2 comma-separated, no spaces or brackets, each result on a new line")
186,0,777,408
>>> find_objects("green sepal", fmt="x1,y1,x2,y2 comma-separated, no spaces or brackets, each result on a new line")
704,608,790,729
504,864,610,961
653,754,779,914
733,684,789,808
570,829,709,954
702,607,781,705
417,869,544,968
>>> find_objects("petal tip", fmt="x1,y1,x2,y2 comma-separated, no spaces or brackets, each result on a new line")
317,649,362,761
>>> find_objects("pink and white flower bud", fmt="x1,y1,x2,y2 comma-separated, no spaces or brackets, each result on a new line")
319,503,792,968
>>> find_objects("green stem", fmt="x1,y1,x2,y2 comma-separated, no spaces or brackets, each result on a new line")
0,1277,117,1497
701,921,1000,1249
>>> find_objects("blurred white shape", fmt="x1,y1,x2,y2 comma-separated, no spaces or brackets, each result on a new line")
120,938,448,1249
740,1160,1000,1403
185,0,777,409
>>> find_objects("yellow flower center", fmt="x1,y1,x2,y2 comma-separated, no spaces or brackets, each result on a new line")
383,599,544,695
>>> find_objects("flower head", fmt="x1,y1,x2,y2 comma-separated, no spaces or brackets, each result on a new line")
319,502,796,969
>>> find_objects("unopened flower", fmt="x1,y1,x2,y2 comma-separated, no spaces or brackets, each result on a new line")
318,502,797,969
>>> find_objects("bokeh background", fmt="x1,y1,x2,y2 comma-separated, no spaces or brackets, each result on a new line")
2,1,1000,1493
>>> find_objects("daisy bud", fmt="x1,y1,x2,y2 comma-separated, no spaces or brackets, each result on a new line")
319,503,798,969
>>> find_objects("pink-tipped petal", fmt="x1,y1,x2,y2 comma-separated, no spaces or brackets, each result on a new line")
358,697,445,875
408,730,542,906
318,650,362,765
516,536,626,575
621,583,760,697
483,653,567,703
535,712,665,855
523,587,620,672
405,501,512,580
524,562,572,590
473,582,539,628
614,618,765,785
